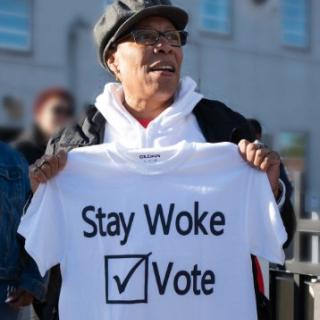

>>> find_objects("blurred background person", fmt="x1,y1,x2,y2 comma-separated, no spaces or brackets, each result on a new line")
0,141,45,320
12,88,75,165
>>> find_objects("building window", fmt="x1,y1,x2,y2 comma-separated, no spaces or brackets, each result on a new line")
0,0,31,51
200,0,231,34
281,0,309,48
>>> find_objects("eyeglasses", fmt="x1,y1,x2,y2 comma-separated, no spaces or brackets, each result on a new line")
115,29,188,47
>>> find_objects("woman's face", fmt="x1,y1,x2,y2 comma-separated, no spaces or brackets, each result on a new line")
36,97,74,137
107,16,183,105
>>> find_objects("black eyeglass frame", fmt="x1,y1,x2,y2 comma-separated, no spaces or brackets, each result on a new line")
111,29,188,49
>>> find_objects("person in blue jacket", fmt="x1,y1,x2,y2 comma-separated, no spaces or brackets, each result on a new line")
0,141,45,319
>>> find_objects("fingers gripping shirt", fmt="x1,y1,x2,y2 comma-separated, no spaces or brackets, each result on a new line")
18,142,287,320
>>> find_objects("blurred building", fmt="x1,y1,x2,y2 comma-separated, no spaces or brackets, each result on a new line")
0,0,114,139
0,0,319,317
181,0,320,214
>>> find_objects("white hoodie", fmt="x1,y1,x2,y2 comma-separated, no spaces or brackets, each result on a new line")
95,76,206,148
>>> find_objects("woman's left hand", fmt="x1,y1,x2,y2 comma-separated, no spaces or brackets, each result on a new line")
238,139,281,199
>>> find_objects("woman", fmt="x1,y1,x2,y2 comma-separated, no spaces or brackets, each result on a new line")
29,1,295,319
13,88,75,165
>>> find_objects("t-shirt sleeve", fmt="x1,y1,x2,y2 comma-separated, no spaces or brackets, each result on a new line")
18,179,65,277
245,170,288,265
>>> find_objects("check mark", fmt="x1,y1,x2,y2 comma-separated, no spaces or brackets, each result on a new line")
113,252,152,294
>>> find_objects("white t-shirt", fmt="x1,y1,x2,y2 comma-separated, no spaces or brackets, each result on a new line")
18,142,287,320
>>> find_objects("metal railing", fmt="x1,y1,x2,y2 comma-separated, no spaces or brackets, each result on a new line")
270,171,320,319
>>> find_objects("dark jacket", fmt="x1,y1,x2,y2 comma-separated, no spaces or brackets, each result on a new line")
0,142,45,301
12,125,48,165
46,98,295,320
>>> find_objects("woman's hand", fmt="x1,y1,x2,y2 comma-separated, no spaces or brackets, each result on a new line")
238,139,281,198
29,150,68,192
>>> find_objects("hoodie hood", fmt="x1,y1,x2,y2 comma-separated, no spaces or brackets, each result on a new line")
95,76,205,148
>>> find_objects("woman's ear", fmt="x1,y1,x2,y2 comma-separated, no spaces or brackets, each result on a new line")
106,50,120,79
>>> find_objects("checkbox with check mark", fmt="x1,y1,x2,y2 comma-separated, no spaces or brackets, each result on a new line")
105,253,152,304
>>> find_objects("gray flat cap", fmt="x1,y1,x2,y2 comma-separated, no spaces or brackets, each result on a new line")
93,0,189,70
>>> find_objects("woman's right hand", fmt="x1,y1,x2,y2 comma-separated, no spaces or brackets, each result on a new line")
29,150,68,192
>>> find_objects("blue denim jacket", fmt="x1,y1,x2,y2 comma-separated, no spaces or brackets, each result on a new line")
0,142,45,301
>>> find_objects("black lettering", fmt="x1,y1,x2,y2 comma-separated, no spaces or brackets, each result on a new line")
174,271,191,295
144,203,174,235
194,201,209,235
152,262,173,295
82,205,97,237
106,212,120,236
191,264,201,295
119,212,135,246
176,211,193,235
201,270,215,295
210,211,225,236
96,208,107,236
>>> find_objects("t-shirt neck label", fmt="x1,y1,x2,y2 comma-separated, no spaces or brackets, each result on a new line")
137,152,161,164
109,141,193,174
